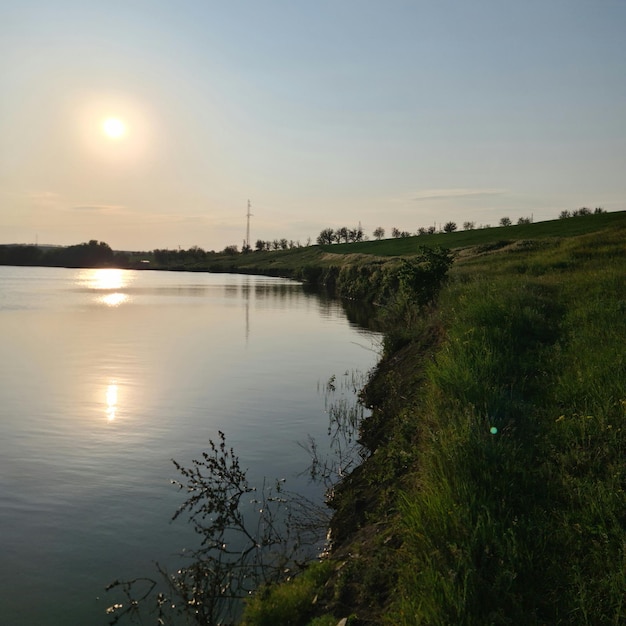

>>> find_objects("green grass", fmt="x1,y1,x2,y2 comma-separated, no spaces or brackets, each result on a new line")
241,561,337,626
237,213,626,624
386,225,626,624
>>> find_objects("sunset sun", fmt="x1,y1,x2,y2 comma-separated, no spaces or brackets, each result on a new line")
102,117,127,139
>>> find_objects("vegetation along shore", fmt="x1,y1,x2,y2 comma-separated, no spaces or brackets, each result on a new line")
4,210,626,624
238,210,626,625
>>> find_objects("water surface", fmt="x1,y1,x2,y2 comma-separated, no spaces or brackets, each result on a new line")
0,266,380,625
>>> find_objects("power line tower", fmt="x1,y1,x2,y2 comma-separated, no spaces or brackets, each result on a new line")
245,200,253,251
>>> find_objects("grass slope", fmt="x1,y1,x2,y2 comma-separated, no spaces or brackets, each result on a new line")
320,211,626,257
242,213,626,625
191,212,626,278
390,225,626,625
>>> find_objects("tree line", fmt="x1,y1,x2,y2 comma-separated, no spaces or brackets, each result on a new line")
0,208,608,268
315,207,606,245
0,239,122,267
316,225,365,245
559,207,605,219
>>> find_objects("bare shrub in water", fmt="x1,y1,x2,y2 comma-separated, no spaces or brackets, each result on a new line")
106,431,329,625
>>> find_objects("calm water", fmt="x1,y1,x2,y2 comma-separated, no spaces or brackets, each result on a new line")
0,266,380,625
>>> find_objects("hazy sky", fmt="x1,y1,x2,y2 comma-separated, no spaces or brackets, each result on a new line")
1,1,625,251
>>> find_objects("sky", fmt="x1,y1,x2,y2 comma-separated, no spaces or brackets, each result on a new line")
1,0,625,252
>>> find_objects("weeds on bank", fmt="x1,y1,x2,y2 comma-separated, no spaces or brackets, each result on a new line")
388,229,626,624
240,560,335,626
239,227,625,625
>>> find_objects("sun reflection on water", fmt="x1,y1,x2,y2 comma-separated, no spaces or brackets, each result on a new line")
106,383,118,421
101,292,128,307
84,268,127,290
78,268,132,306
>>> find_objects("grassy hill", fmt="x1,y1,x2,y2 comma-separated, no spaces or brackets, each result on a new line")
186,211,626,277
319,210,626,256
240,212,626,625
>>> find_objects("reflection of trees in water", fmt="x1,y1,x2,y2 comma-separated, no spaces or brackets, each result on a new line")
339,298,384,332
220,279,382,335
222,281,302,304
106,432,329,626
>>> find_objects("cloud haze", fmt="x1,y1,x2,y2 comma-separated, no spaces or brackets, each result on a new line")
409,189,507,202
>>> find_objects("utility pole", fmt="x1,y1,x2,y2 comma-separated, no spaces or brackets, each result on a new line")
245,200,253,251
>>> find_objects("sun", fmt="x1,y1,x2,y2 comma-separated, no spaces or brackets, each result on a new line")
102,117,127,139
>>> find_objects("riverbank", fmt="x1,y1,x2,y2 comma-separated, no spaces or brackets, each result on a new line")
241,217,626,624
3,212,625,624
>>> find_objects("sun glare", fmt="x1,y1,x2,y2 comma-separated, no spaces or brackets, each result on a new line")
78,94,155,161
106,383,118,421
77,269,133,306
102,117,127,139
83,268,127,290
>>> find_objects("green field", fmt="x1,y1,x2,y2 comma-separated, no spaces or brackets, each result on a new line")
170,210,626,278
319,210,626,256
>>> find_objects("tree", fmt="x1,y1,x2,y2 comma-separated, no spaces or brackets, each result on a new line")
391,227,401,238
499,217,512,227
517,216,532,225
349,226,364,243
222,244,238,255
316,228,334,245
54,240,115,267
373,227,385,240
443,221,457,233
463,221,475,230
559,210,571,219
255,239,266,251
335,227,349,244
189,245,205,256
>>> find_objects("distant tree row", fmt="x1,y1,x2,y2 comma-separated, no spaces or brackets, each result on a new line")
315,216,537,245
0,239,117,267
559,207,605,219
253,238,308,252
152,244,253,264
3,206,609,270
222,207,609,255
316,225,365,245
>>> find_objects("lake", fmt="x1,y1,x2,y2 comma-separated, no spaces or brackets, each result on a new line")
0,265,380,625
